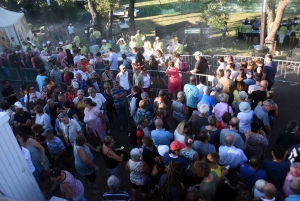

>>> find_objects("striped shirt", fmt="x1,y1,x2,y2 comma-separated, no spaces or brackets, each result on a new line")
50,69,62,86
102,190,131,201
46,136,65,155
111,86,127,105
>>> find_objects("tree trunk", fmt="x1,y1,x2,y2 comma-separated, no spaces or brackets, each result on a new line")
128,0,136,32
265,0,291,52
87,0,103,33
108,11,113,39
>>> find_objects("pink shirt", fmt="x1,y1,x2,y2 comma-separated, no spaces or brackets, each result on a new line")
213,102,234,121
57,52,66,67
283,172,300,196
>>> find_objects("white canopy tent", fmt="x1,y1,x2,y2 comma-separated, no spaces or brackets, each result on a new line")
0,8,33,51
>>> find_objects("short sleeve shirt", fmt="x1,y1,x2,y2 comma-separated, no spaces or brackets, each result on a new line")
184,84,199,108
88,93,106,109
163,153,189,170
47,136,65,155
61,118,81,146
109,52,118,70
1,86,18,105
14,111,32,133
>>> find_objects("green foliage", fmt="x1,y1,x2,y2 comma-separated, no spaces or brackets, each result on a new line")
27,23,32,29
89,0,116,17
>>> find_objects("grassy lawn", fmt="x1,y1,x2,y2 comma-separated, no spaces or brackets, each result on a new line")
118,0,300,57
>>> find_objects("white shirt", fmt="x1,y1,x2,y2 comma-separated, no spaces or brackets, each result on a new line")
61,118,81,146
219,145,247,169
196,83,205,95
74,55,81,65
174,129,185,143
248,84,260,94
21,147,35,173
88,93,106,109
24,92,43,103
229,70,238,80
67,26,75,34
76,70,87,81
35,113,52,130
109,52,118,70
237,110,254,133
217,62,227,71
117,71,130,90
142,74,150,88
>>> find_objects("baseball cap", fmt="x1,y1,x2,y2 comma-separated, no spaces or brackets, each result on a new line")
119,64,126,70
170,140,186,151
42,43,46,47
193,51,202,56
59,41,63,45
141,36,146,41
14,101,23,109
102,39,107,43
80,55,86,60
31,43,36,47
130,36,135,40
46,41,50,44
155,36,159,40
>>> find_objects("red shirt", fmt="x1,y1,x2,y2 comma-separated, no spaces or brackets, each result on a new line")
65,92,77,102
64,73,72,86
77,60,89,72
216,120,229,130
136,125,144,145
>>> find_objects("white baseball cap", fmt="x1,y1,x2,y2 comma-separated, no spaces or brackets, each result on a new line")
119,64,126,70
102,39,107,43
59,41,63,45
131,36,135,40
46,41,50,44
14,101,23,109
42,43,46,47
155,36,159,40
120,38,124,41
31,43,36,47
193,51,202,56
141,36,146,41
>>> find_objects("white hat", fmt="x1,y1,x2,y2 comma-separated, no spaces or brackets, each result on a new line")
27,41,32,44
141,36,146,41
193,51,202,56
14,101,23,109
130,36,135,40
32,43,36,47
59,41,63,45
80,56,86,60
46,41,50,44
119,64,126,70
239,101,251,113
42,43,46,47
155,36,159,40
15,51,19,54
102,39,107,43
120,38,124,41
158,145,169,157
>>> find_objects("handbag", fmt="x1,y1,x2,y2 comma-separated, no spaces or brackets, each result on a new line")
151,160,161,177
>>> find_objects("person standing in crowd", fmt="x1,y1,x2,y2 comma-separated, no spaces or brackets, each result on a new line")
171,91,187,126
253,99,275,136
94,52,105,69
218,69,236,103
249,80,268,109
220,117,244,149
1,79,18,106
141,67,151,94
74,134,101,195
34,105,52,130
189,103,209,137
86,65,100,93
153,36,163,51
283,163,300,197
14,101,32,133
190,51,208,76
50,167,87,201
192,130,216,159
50,63,62,91
116,64,131,95
141,36,152,53
116,38,128,54
135,30,144,53
36,69,48,92
284,178,300,200
103,82,117,125
67,23,75,38
111,81,128,130
102,175,131,200
107,48,118,70
151,118,173,146
184,75,199,118
263,54,277,90
278,23,288,46
166,60,182,100
213,93,234,121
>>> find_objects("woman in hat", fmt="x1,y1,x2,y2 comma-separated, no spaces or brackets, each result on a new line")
237,101,254,133
126,148,151,201
100,39,111,53
116,38,127,54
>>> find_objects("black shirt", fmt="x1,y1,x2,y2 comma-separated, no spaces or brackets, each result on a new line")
1,85,18,105
189,115,208,136
14,111,32,133
142,146,160,167
276,131,300,151
149,60,159,70
67,54,74,65
194,59,208,74
49,105,58,120
135,52,145,66
287,144,300,163
250,90,266,109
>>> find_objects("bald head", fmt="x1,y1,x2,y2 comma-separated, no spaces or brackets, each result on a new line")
224,134,235,147
260,80,268,89
229,117,239,128
264,183,277,199
155,119,163,128
189,76,196,84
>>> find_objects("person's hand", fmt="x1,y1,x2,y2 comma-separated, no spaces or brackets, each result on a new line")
114,148,121,151
155,156,160,163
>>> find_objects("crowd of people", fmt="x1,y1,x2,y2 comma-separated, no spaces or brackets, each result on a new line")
1,24,300,201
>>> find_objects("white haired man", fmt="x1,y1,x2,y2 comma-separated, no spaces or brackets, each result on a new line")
102,175,131,200
220,117,244,149
188,103,209,136
253,99,275,135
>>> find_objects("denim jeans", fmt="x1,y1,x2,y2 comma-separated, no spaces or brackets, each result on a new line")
115,102,128,127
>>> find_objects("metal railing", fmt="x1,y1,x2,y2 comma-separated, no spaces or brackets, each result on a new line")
211,55,264,68
272,59,300,82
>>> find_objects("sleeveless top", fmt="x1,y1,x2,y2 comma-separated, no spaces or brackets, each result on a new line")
60,171,83,198
142,74,150,88
27,138,50,174
74,145,95,175
180,148,196,163
172,100,186,122
95,59,104,69
104,149,119,169
129,160,149,185
118,71,130,90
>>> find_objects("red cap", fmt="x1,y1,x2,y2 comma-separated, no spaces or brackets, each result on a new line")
170,140,186,151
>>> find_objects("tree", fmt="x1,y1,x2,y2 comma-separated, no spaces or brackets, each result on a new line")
265,0,291,52
128,0,136,32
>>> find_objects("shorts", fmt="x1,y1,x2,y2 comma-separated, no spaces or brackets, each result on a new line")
83,171,96,183
290,32,296,36
132,182,149,193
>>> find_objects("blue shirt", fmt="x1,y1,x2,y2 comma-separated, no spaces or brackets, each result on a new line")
284,195,300,201
198,94,216,115
109,52,118,70
184,84,199,108
163,153,189,170
122,59,130,69
46,136,65,155
151,128,173,146
111,86,127,105
243,78,255,86
239,164,268,190
36,75,48,92
263,61,277,84
254,105,270,126
220,129,244,149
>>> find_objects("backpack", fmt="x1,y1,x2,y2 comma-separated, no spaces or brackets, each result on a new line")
180,58,188,72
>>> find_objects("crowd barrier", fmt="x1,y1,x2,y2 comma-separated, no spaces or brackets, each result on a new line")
1,54,300,85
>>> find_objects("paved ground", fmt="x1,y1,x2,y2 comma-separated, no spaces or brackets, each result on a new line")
1,79,300,200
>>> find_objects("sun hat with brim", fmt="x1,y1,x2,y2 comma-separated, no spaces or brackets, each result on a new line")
193,51,202,56
170,140,186,151
239,101,251,113
14,101,23,109
41,128,53,137
158,145,169,157
80,56,86,60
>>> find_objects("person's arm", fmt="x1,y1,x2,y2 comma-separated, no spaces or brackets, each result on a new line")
182,103,188,116
30,138,46,164
43,114,52,129
108,150,123,162
274,103,279,116
85,142,100,152
77,147,99,169
97,112,106,129
142,162,151,174
60,183,73,199
18,119,32,128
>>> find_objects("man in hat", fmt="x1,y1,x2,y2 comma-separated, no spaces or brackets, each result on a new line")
142,36,152,52
32,33,40,48
153,36,163,52
77,55,89,72
116,64,131,95
100,39,111,53
67,23,75,38
31,43,39,52
163,140,189,170
190,51,208,75
14,101,32,133
42,43,48,52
